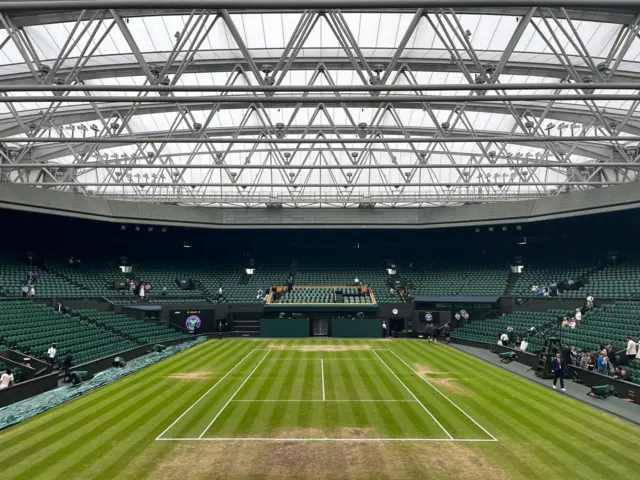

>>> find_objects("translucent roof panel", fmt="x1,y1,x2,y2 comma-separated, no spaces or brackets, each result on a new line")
0,8,636,207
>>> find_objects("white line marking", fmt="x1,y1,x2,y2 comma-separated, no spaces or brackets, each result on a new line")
385,349,498,442
321,358,326,401
264,358,374,360
230,399,416,402
198,350,271,439
371,350,453,440
156,349,257,440
157,437,497,442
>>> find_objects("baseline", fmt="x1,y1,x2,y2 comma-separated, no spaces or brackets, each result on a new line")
371,350,453,440
386,348,498,441
155,348,258,440
157,437,496,442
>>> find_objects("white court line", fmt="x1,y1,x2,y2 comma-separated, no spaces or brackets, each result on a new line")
230,399,417,402
371,350,453,440
198,349,272,439
157,437,497,442
155,349,257,440
321,358,326,401
265,358,375,360
385,349,498,442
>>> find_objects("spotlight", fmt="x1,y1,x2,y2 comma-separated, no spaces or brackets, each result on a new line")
488,227,494,232
134,226,140,232
474,227,480,233
161,227,167,233
148,227,153,232
120,225,126,231
501,226,507,231
516,225,522,231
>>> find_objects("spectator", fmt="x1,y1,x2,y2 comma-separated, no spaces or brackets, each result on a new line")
29,285,35,297
62,350,72,382
606,345,617,369
0,367,14,389
569,346,580,366
500,332,509,347
574,308,582,322
47,343,57,367
586,295,594,310
626,336,637,364
382,320,387,338
507,326,516,345
597,351,608,375
139,283,145,298
218,285,223,301
21,284,28,297
162,286,167,296
520,338,529,353
637,338,640,360
551,353,566,392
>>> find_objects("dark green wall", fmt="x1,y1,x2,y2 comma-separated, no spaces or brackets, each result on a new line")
331,318,381,338
260,318,310,337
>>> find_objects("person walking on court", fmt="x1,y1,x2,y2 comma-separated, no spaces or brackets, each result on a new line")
382,321,387,338
552,353,565,392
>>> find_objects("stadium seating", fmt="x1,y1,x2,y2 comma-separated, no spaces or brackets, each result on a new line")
561,301,640,352
71,309,189,345
451,308,572,353
511,256,599,297
274,287,374,304
0,301,137,365
402,261,509,297
561,259,640,299
0,256,86,298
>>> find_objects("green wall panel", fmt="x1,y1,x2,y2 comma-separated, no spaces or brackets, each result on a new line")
331,318,381,338
260,318,310,337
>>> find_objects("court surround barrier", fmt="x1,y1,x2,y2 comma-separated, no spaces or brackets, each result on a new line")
0,337,206,431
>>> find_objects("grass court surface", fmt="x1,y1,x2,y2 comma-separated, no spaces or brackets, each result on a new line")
1,339,639,479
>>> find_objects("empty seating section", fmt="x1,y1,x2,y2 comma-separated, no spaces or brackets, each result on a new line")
0,301,136,365
512,258,598,297
403,262,508,297
562,302,640,352
294,263,394,303
0,256,85,298
50,260,131,297
73,309,188,344
135,263,208,298
562,259,640,299
274,287,373,304
451,309,571,353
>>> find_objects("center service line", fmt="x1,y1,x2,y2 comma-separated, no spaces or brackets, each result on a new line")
199,349,272,439
321,358,326,401
156,348,257,440
372,350,454,440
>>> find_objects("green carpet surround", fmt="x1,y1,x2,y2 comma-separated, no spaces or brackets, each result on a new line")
0,339,637,480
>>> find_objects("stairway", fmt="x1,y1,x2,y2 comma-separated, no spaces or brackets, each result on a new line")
290,258,299,278
505,271,521,296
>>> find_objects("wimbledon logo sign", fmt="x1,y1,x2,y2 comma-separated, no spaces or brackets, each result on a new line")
185,315,202,332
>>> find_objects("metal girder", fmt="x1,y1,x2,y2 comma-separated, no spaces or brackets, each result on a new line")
1,101,638,138
3,135,635,144
5,8,637,29
12,181,630,187
1,93,638,104
3,162,634,170
2,56,640,86
2,1,639,11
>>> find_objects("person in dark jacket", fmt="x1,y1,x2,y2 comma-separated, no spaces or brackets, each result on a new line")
62,350,72,382
552,353,566,392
